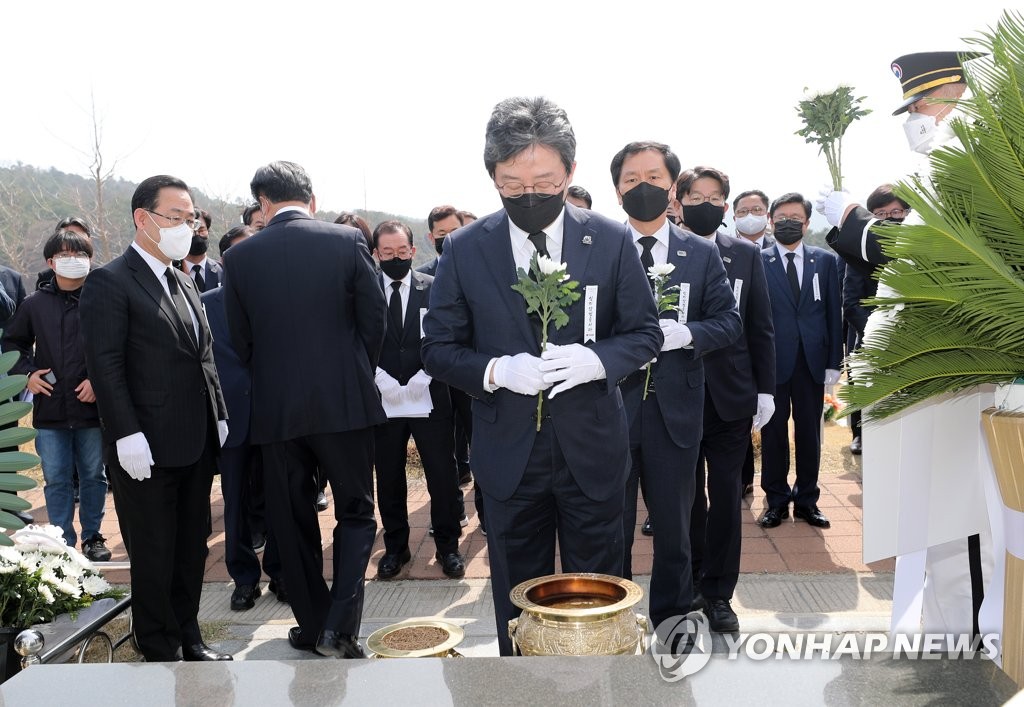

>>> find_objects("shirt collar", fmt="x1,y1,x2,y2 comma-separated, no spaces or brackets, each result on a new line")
507,206,566,249
381,269,412,289
131,241,173,282
274,205,311,218
775,241,805,260
189,256,208,271
628,219,671,246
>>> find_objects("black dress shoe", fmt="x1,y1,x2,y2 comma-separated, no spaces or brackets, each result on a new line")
230,583,262,611
758,506,789,528
794,505,831,528
12,509,33,525
268,578,289,604
850,436,863,455
251,531,266,553
315,491,329,512
288,626,316,652
706,598,740,633
741,483,755,497
690,592,707,612
183,642,232,661
436,551,466,579
315,630,366,659
377,549,412,579
641,517,653,536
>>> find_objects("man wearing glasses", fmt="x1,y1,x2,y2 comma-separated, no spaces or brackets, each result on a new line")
758,193,842,531
81,175,230,662
422,96,663,656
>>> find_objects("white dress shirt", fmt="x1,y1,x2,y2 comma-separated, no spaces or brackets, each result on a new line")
628,220,671,265
381,269,411,322
507,208,566,270
130,242,199,341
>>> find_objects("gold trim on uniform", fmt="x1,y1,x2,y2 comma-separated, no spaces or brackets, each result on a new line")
902,74,963,99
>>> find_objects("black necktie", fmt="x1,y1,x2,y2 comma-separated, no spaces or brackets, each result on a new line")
638,236,657,272
389,280,404,339
192,264,205,292
165,268,197,347
785,252,800,301
528,231,550,259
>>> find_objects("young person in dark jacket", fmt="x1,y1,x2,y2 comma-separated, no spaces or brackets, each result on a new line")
3,229,111,560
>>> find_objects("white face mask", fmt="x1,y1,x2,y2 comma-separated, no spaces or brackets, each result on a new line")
144,213,194,261
53,256,91,279
735,213,768,236
903,112,939,155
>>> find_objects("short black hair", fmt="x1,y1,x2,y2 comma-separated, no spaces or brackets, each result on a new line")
457,210,477,222
218,225,254,255
372,220,414,250
484,96,576,178
335,212,373,249
866,184,910,212
567,185,592,209
44,229,94,260
770,192,813,219
131,175,191,217
427,205,462,231
732,189,770,210
196,208,212,230
241,202,261,226
610,141,681,187
55,216,91,235
675,166,731,201
250,161,313,204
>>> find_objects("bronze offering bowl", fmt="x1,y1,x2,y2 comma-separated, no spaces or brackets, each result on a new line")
366,619,465,658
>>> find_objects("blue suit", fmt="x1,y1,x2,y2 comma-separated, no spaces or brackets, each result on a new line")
760,243,842,508
422,203,662,655
620,224,741,629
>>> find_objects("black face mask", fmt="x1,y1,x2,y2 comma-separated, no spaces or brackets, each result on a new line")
434,237,445,256
681,202,726,236
501,191,566,234
379,257,412,281
773,219,805,245
621,182,669,222
189,234,209,257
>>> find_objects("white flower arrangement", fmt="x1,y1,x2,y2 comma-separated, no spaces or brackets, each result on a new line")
0,524,119,628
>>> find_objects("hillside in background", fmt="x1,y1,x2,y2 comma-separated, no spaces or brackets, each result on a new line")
0,163,430,278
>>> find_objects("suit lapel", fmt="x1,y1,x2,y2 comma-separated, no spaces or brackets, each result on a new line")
178,273,204,352
667,227,701,320
476,215,537,350
126,248,199,355
403,274,428,343
765,248,798,309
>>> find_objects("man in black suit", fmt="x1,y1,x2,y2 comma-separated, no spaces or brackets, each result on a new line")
182,208,222,292
224,161,386,660
416,205,463,279
675,168,776,633
80,175,230,663
372,220,465,580
422,98,663,656
611,144,741,641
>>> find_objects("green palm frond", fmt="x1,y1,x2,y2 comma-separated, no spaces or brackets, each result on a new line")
843,11,1024,422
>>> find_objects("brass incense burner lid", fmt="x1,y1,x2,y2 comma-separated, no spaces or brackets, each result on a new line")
366,619,465,658
510,573,643,623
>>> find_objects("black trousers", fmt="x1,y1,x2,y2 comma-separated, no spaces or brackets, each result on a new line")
761,350,823,509
220,442,280,586
691,395,750,600
452,388,472,477
374,413,462,555
110,443,215,661
262,428,376,639
742,437,756,487
622,395,700,630
483,421,624,656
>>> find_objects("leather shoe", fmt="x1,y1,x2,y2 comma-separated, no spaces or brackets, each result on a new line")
377,549,411,579
288,626,316,652
706,598,740,633
641,516,653,536
315,630,366,659
316,491,329,512
690,592,707,612
436,551,466,579
850,436,863,455
230,583,261,611
794,505,831,528
268,578,289,604
758,506,789,528
183,642,232,661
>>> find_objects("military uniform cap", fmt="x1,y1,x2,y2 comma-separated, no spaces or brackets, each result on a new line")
889,51,983,115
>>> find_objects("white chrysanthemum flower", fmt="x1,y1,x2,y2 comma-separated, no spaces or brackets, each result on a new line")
536,255,567,277
59,558,85,579
0,546,22,564
648,263,675,279
56,579,82,598
39,584,55,605
40,568,60,586
82,575,110,596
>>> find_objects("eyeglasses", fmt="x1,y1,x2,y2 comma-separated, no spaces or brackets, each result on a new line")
774,217,806,226
52,251,90,260
146,209,198,230
377,248,413,260
734,206,766,217
872,208,911,220
494,174,568,198
681,192,726,207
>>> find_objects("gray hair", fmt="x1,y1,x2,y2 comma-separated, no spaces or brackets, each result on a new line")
483,97,576,177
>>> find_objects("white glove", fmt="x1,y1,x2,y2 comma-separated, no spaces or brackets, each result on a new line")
824,369,842,386
116,431,154,481
659,319,693,352
218,420,229,447
407,369,432,399
539,343,607,398
375,368,404,405
751,393,775,432
493,353,551,396
814,186,855,228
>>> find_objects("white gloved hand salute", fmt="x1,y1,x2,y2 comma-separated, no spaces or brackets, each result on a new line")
375,368,404,405
217,420,229,447
539,343,606,398
116,431,154,481
815,185,856,228
659,319,693,351
751,393,776,432
824,368,842,386
406,369,432,399
492,353,551,396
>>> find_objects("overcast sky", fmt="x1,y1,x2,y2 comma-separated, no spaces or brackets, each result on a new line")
2,2,1013,232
